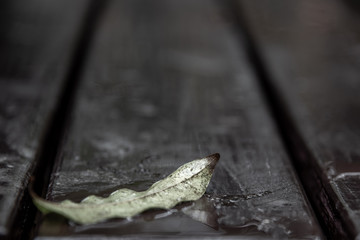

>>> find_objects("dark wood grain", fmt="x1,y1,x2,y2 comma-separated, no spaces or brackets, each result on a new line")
0,0,88,237
238,0,360,238
37,0,323,239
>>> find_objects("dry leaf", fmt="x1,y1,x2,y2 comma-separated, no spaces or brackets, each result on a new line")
31,153,220,224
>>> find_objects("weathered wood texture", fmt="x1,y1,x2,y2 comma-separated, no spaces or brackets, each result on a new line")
0,0,88,237
238,0,360,238
37,0,323,239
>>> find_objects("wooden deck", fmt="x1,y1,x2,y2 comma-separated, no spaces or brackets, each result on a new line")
0,0,359,239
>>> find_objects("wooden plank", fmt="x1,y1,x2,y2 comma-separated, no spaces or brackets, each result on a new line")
0,0,88,237
36,0,323,239
238,0,360,238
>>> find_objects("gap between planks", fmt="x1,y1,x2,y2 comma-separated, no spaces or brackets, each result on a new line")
8,1,108,239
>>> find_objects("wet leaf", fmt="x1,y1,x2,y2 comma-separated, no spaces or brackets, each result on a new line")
31,153,220,224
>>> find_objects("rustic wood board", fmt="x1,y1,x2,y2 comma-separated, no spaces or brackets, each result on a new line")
37,0,323,239
0,0,88,237
238,0,360,238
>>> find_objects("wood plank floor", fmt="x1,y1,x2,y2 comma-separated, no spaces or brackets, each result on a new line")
34,0,322,239
0,0,359,239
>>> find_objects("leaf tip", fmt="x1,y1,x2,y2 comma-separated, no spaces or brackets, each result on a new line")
206,153,220,170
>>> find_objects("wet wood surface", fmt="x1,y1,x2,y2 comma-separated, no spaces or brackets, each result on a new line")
34,0,323,239
2,0,360,239
0,0,88,238
238,0,360,238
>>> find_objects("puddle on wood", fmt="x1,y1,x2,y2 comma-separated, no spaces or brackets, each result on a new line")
37,190,319,239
